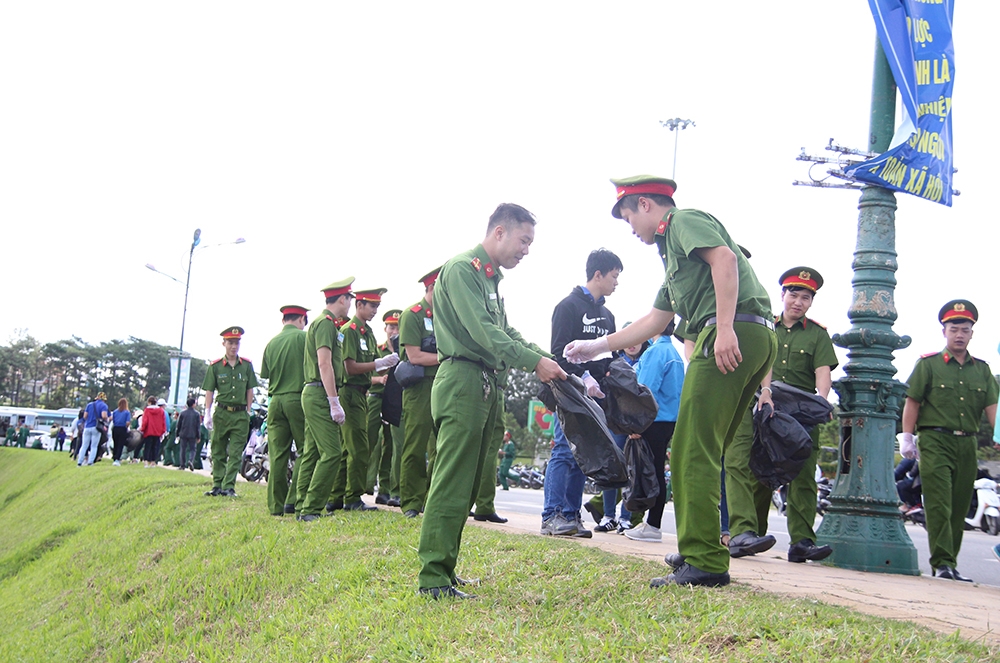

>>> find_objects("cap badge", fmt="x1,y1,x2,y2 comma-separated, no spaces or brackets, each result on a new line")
954,303,965,311
799,271,811,281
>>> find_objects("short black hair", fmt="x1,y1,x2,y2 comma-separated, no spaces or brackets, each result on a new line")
782,286,814,296
325,294,350,305
186,397,196,407
486,203,536,233
616,192,675,215
282,313,306,324
586,248,623,280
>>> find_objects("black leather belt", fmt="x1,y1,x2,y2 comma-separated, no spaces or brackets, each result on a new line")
704,314,775,331
304,381,322,387
445,356,496,373
217,404,246,412
920,427,974,437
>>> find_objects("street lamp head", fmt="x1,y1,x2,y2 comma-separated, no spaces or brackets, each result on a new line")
234,238,246,244
193,228,202,245
146,263,157,271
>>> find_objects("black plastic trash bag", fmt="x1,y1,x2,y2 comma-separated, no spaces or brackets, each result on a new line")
750,402,814,490
600,358,659,436
623,435,660,512
769,381,833,428
381,368,403,427
547,375,628,489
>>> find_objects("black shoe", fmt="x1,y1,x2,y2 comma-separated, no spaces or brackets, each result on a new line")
326,500,344,513
220,488,238,497
787,539,833,563
664,552,685,569
283,504,296,515
452,575,481,587
404,509,420,518
469,511,475,518
375,493,390,505
419,586,475,600
297,514,321,522
650,563,730,588
473,512,508,523
204,487,221,496
583,501,601,524
728,531,776,558
935,566,973,582
386,497,401,507
344,500,377,512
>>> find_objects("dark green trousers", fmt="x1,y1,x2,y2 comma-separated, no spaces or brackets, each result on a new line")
786,426,822,544
474,399,505,515
673,322,776,575
330,386,370,505
267,392,305,515
296,387,343,516
724,407,772,537
365,394,393,495
400,378,437,513
210,409,249,491
918,430,978,569
418,360,501,589
388,422,403,498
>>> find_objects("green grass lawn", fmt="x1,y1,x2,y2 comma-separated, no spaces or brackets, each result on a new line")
1,448,996,662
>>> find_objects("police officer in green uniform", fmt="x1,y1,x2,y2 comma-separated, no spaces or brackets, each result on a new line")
399,267,442,518
566,176,776,588
901,300,998,582
329,288,399,512
725,267,838,563
365,309,400,504
417,204,566,599
295,279,353,522
260,304,309,516
498,430,516,490
202,326,259,497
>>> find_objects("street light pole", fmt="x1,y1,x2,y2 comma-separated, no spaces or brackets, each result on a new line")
660,118,696,179
172,228,201,407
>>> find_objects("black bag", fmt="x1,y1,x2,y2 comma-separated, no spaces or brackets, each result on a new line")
623,435,660,512
545,375,628,489
419,335,437,354
381,367,403,427
769,381,833,428
749,403,814,490
394,360,425,388
126,429,144,452
599,358,659,436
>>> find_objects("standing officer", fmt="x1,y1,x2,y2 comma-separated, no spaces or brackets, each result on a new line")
417,203,566,599
566,176,776,587
901,300,998,582
399,267,442,519
260,304,309,516
498,430,517,490
295,279,352,522
725,267,838,563
365,309,401,504
330,288,399,512
202,327,259,498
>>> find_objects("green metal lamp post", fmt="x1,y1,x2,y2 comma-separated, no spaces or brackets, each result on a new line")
814,40,920,575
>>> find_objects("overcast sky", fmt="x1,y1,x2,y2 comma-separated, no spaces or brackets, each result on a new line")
2,2,995,395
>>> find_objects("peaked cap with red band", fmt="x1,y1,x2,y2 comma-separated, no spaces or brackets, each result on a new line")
778,266,823,293
382,309,402,325
321,277,355,299
280,305,309,317
938,299,978,325
610,175,678,219
418,266,442,288
355,287,387,303
220,326,245,340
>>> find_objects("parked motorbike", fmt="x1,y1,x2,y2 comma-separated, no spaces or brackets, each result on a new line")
511,464,544,490
771,467,831,516
965,477,1000,535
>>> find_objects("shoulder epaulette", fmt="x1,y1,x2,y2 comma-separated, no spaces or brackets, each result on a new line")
807,317,827,330
410,304,423,314
325,314,333,321
974,356,990,365
920,351,941,359
471,256,482,271
211,358,224,365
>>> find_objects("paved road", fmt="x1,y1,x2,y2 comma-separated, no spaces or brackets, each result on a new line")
493,487,1000,586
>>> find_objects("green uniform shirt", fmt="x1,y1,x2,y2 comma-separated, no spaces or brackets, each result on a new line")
400,297,438,378
260,324,307,396
434,244,548,372
369,343,391,395
906,350,999,434
202,356,258,405
503,440,516,459
771,316,838,393
653,208,772,334
303,313,345,387
341,316,379,387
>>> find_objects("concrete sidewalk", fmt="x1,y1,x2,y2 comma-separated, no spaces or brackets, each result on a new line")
470,509,1000,645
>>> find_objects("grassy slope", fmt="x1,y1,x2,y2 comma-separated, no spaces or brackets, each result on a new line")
0,448,995,663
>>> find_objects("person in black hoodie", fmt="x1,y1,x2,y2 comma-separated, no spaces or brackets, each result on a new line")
540,249,622,537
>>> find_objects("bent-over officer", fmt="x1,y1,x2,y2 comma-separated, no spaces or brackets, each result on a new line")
417,203,566,599
260,304,309,516
203,326,259,497
901,300,998,582
366,308,401,503
295,279,353,522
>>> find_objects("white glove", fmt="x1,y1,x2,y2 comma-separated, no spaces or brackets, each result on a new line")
899,432,919,460
375,353,400,371
582,372,605,399
204,412,213,431
328,396,346,425
563,337,610,364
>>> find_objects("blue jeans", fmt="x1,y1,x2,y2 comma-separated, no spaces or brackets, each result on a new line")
78,427,101,465
602,433,631,521
541,419,586,521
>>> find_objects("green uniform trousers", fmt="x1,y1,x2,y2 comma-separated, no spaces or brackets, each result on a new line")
786,425,822,544
330,386,370,505
400,378,438,513
388,421,404,498
724,407,772,538
296,387,344,516
267,392,305,515
918,430,978,569
365,394,393,495
210,408,250,491
418,360,501,589
474,401,505,515
498,457,516,489
194,440,205,470
673,322,776,575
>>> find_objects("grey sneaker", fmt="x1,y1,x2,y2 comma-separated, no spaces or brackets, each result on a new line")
571,515,593,538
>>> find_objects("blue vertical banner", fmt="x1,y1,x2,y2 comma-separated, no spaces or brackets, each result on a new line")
845,0,955,206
